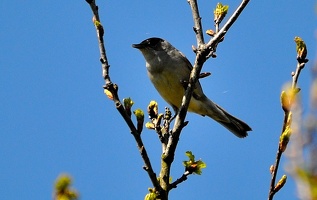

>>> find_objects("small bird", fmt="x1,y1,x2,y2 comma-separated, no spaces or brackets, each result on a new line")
132,37,251,138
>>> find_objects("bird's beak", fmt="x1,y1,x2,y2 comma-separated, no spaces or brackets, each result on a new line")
132,43,145,49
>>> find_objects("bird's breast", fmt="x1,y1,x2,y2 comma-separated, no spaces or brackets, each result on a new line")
147,67,185,109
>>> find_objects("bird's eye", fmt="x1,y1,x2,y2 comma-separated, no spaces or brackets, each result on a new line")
146,38,163,49
147,40,156,47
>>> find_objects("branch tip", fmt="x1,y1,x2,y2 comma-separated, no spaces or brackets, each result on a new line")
192,45,197,53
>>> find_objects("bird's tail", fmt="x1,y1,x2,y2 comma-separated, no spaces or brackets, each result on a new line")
206,103,252,138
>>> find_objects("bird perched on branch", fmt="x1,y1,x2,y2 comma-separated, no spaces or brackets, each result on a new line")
133,37,251,138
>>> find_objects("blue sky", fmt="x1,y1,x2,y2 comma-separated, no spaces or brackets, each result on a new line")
1,1,316,199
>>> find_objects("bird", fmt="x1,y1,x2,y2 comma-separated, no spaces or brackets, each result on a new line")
132,37,251,138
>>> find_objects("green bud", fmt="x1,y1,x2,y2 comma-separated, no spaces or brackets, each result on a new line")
145,122,155,130
280,91,290,112
134,109,144,133
280,85,300,112
148,101,158,119
144,188,157,200
214,3,229,24
134,109,144,120
123,98,134,109
144,193,157,200
164,107,172,121
274,175,287,193
123,98,134,117
279,127,291,152
55,174,72,192
294,36,307,62
54,174,78,200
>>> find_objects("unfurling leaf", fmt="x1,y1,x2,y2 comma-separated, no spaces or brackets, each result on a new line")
214,3,229,24
185,151,195,162
54,174,78,200
55,175,72,191
183,151,206,175
194,160,207,175
294,36,308,63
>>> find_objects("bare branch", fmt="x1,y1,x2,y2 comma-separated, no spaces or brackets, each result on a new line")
85,0,162,195
188,0,205,46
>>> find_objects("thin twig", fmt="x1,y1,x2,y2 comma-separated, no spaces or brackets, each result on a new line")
188,0,205,46
268,148,283,199
85,0,162,195
268,60,307,200
169,171,190,189
292,63,305,89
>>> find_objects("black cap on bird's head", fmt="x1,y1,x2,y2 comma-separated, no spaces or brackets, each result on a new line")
132,37,165,50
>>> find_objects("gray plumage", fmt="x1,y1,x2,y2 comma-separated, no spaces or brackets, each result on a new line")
133,37,251,138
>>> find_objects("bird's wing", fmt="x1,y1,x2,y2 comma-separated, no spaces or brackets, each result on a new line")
178,50,206,100
178,50,193,71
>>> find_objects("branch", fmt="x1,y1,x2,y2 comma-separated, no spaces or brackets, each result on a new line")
165,0,250,170
85,0,162,195
268,37,308,200
187,0,204,46
292,62,306,89
169,171,190,189
206,0,250,52
85,0,110,85
159,0,250,194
